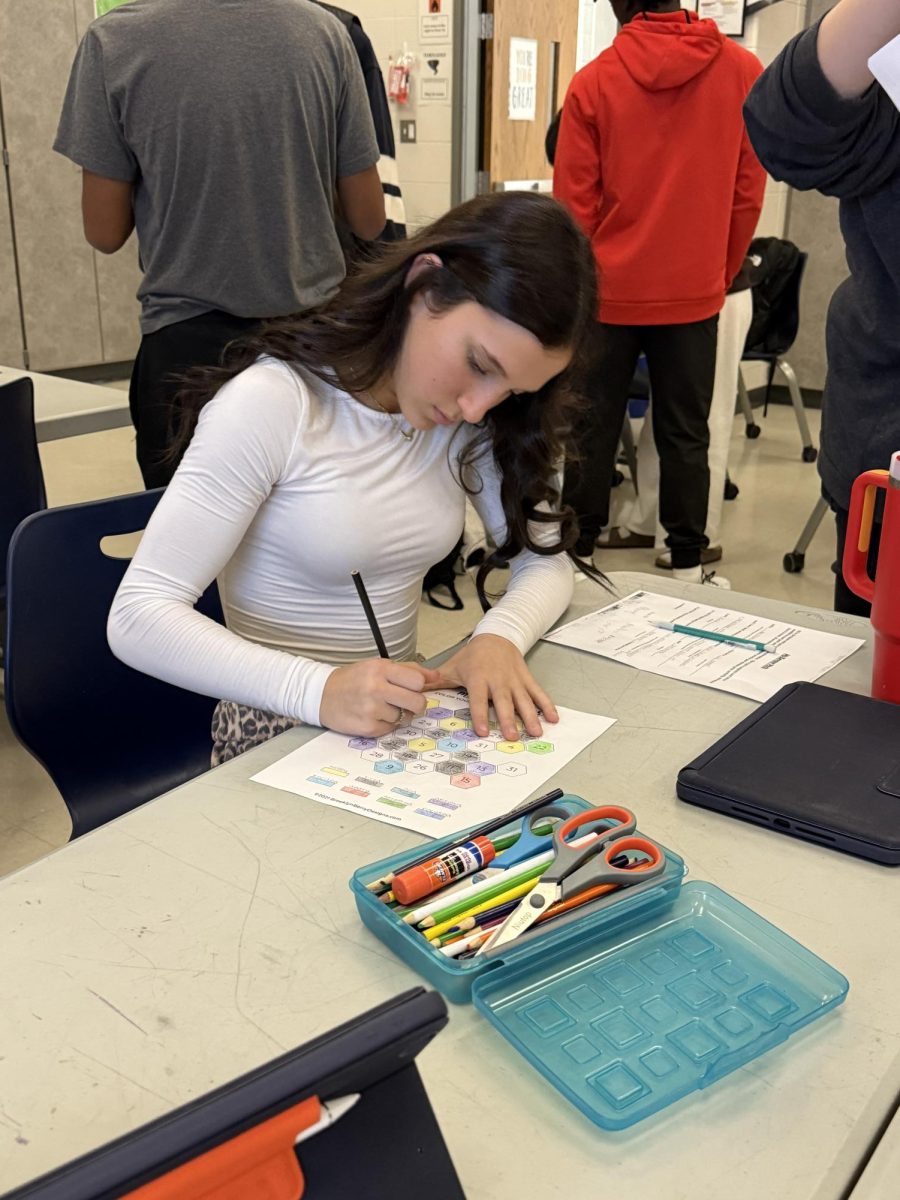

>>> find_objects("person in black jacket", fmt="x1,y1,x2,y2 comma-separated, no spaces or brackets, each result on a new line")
744,0,900,615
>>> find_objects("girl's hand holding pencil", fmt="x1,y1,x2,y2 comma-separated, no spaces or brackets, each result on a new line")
318,658,443,737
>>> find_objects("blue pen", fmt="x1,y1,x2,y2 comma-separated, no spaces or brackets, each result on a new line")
653,621,776,654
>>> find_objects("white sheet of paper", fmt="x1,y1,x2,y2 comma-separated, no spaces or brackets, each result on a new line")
544,590,864,703
251,687,615,836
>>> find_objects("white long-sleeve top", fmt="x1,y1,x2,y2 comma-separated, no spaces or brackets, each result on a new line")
108,359,574,725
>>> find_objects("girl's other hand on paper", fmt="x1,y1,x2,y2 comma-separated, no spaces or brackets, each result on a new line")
319,659,443,736
432,633,558,741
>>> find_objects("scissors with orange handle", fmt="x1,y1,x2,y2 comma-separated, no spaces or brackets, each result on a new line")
475,804,665,955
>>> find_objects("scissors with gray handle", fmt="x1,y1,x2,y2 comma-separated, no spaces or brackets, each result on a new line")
476,803,665,955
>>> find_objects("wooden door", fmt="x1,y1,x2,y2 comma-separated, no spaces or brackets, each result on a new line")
481,0,579,187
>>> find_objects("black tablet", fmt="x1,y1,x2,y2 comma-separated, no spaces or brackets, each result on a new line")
3,988,462,1200
677,682,900,865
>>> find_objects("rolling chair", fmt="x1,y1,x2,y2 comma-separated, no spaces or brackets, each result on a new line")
4,489,224,838
736,247,818,462
1,377,47,659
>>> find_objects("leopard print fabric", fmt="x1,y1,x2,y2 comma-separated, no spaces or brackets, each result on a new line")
211,699,301,767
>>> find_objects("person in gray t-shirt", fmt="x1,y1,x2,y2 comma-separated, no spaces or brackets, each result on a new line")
55,0,384,488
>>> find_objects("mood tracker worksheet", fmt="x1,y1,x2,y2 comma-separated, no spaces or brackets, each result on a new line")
251,687,615,836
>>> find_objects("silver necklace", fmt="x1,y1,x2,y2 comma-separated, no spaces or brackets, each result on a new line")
372,395,415,441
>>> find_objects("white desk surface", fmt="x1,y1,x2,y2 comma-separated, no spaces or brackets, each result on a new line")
0,573,897,1199
0,365,129,443
849,1103,900,1198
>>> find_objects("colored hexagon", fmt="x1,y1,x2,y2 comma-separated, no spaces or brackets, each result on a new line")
379,736,407,750
439,717,468,732
427,707,453,719
437,737,467,753
374,760,405,775
451,772,481,789
455,750,480,762
422,750,450,762
497,741,525,754
405,760,434,774
456,728,479,741
395,750,420,762
408,737,436,752
361,748,390,762
434,761,464,776
349,737,377,750
468,761,497,776
525,740,555,755
497,762,527,777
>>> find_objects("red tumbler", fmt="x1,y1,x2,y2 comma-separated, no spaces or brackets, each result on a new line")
843,450,900,704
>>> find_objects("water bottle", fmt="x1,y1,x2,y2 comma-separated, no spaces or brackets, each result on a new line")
843,450,900,703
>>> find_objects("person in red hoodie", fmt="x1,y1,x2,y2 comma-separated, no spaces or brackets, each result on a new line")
554,0,765,584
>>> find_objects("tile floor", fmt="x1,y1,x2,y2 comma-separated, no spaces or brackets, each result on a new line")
0,398,833,877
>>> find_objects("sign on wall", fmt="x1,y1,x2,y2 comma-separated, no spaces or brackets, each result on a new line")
508,37,538,121
697,0,747,37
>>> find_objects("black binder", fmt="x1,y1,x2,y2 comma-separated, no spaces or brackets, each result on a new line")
677,682,900,865
3,988,464,1200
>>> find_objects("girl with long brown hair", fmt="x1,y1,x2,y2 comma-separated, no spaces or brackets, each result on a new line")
108,191,600,762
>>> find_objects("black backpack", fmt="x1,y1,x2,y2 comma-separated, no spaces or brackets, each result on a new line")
744,237,802,354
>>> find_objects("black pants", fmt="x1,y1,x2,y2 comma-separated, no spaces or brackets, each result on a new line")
565,317,718,568
831,500,882,617
129,309,261,488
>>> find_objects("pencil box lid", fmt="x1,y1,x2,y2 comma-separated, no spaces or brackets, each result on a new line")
470,880,848,1130
676,681,900,863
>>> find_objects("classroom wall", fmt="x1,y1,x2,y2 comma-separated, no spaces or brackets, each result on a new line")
348,0,455,231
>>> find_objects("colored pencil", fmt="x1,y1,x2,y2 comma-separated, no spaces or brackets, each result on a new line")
413,829,619,928
417,862,549,930
351,569,389,659
422,876,540,941
436,928,497,958
364,785,564,894
437,898,522,940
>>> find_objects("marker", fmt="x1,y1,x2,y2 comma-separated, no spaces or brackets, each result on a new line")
653,621,776,653
294,1094,360,1144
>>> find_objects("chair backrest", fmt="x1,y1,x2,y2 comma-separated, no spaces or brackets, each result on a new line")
0,377,47,602
4,489,224,838
744,240,808,358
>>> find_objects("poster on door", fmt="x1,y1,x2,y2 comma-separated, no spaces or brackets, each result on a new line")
508,38,538,121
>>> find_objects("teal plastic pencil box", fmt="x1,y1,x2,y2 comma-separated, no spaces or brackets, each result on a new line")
350,793,849,1131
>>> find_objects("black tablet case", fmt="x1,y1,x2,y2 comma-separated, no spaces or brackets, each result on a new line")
3,987,464,1200
677,682,900,865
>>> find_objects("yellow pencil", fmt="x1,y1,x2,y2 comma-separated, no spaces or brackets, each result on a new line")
422,876,539,942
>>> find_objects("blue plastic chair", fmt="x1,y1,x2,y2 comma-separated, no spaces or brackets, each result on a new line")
4,489,224,838
1,376,47,616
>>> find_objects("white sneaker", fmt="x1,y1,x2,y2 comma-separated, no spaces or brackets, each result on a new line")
672,565,732,589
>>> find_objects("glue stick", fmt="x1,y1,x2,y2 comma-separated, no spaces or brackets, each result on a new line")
391,837,497,905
